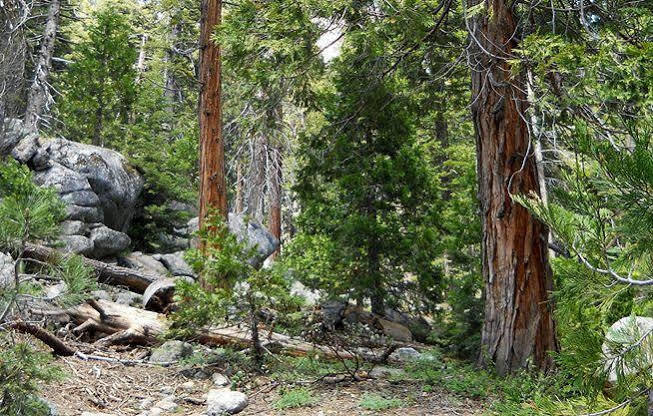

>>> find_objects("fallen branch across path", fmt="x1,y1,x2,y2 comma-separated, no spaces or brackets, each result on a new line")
6,321,76,356
36,299,356,359
19,242,162,293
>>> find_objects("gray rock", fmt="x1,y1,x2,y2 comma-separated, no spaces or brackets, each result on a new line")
603,316,653,383
369,366,406,379
290,280,320,306
11,134,38,164
149,340,193,363
181,381,196,392
154,395,178,412
118,252,168,275
0,252,15,287
64,204,104,224
37,398,58,416
155,231,190,253
89,226,131,258
320,300,346,329
60,220,88,236
384,308,431,342
227,213,278,268
186,213,279,269
91,290,113,301
212,373,230,387
0,119,24,155
59,235,94,256
157,252,195,278
206,389,248,415
390,347,421,362
43,138,143,232
115,291,142,306
60,189,101,207
45,282,67,300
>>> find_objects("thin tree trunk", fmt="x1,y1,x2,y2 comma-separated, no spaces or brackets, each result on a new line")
467,0,557,376
164,22,181,104
267,144,282,259
235,161,244,213
24,0,60,132
198,0,227,231
135,34,148,84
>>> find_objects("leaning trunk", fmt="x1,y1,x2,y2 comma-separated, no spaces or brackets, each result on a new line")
24,0,60,132
467,0,557,375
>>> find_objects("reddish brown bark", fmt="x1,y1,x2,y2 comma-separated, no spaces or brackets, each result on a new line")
267,145,282,258
468,0,557,375
198,0,227,229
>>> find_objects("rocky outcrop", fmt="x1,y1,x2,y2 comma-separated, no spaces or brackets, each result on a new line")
185,213,279,268
1,119,143,259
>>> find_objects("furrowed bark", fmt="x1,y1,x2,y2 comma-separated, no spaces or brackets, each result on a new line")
198,0,227,227
467,0,558,375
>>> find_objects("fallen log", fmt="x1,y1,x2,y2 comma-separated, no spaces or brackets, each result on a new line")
20,242,162,293
49,299,354,359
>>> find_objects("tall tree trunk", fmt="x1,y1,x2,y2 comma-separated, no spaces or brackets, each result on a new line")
198,0,227,228
24,0,60,132
467,0,557,375
164,22,181,104
235,161,244,213
267,144,282,258
135,34,148,84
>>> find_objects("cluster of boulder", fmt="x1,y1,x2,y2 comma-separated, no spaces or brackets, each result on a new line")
1,119,142,259
0,119,279,270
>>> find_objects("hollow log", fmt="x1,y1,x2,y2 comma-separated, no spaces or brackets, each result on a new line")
20,242,161,293
58,299,353,359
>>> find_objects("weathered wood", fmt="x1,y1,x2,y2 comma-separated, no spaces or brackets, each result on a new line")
467,0,558,375
20,242,161,293
61,299,353,358
24,0,60,131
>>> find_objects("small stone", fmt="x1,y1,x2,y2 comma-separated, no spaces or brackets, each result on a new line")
154,395,178,412
206,389,248,415
390,347,422,361
160,385,175,394
115,290,142,306
212,373,230,387
150,340,193,363
139,398,153,410
147,408,163,416
369,366,406,379
181,381,196,392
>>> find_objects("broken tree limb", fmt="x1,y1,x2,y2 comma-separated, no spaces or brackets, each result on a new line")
7,321,76,356
20,242,162,293
53,299,354,359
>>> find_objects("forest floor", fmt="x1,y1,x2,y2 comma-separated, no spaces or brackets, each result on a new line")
39,345,486,416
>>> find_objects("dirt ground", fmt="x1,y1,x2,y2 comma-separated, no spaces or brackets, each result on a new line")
40,346,485,416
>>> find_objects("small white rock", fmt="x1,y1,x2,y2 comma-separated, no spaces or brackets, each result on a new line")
139,398,154,410
206,389,248,415
159,385,174,394
181,381,196,392
211,373,230,387
154,395,178,412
